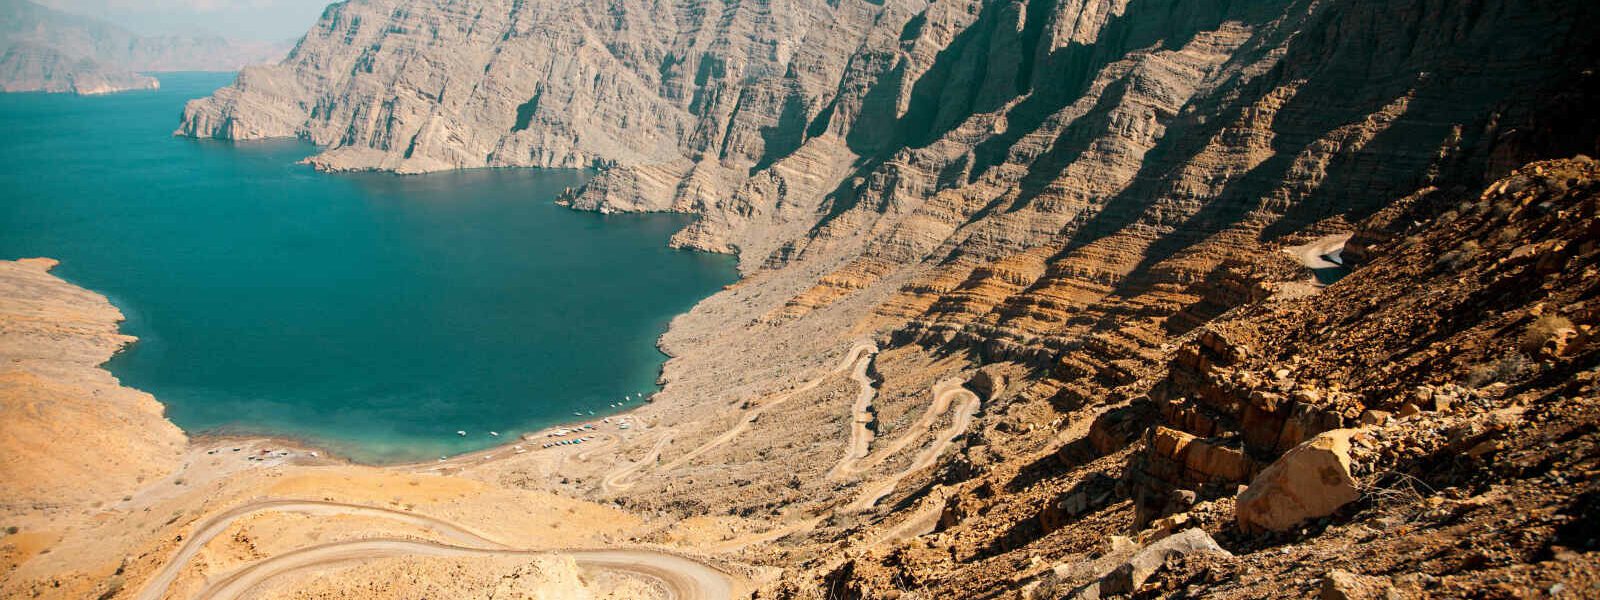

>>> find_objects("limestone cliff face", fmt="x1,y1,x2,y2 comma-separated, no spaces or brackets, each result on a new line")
178,0,917,175
181,0,1597,270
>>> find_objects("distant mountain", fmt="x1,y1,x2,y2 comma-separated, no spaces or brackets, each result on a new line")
0,0,291,94
0,41,157,94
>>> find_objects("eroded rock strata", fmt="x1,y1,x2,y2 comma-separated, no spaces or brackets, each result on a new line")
28,0,1588,596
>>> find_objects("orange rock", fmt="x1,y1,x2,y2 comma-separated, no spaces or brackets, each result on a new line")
1235,429,1361,532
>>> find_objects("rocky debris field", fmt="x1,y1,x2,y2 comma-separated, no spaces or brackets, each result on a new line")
781,158,1600,598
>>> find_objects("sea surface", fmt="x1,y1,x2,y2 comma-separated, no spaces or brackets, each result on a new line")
0,72,737,463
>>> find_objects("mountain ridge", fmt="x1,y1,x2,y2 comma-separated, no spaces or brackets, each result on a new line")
14,0,1595,596
0,0,292,94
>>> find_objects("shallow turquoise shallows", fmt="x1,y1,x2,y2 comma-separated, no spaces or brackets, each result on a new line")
0,72,737,463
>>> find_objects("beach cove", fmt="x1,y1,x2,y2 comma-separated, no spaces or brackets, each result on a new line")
0,72,738,463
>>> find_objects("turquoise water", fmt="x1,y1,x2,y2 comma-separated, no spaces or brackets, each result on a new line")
0,72,737,463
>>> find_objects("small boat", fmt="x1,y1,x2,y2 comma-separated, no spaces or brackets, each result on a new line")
489,431,500,437
456,430,466,436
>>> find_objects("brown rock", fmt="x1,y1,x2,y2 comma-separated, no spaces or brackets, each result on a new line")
1359,410,1391,426
1320,569,1396,600
1236,430,1362,532
1089,528,1233,597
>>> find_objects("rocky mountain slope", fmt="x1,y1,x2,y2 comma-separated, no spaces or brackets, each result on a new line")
792,154,1600,598
160,0,1600,596
0,0,289,94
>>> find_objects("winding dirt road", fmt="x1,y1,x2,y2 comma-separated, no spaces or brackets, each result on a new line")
1286,232,1352,269
134,499,734,600
834,372,960,480
194,540,731,600
846,379,980,511
826,347,879,479
602,342,877,493
134,500,505,600
601,430,677,493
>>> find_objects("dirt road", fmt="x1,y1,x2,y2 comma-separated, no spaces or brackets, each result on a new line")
134,499,734,600
603,342,877,492
847,379,980,511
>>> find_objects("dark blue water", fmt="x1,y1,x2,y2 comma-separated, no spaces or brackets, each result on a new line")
0,73,736,463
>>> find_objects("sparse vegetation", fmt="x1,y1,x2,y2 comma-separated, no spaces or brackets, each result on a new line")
1522,314,1575,355
1435,240,1481,271
95,575,124,600
1465,351,1534,387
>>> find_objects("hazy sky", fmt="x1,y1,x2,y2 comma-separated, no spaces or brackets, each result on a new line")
37,0,333,42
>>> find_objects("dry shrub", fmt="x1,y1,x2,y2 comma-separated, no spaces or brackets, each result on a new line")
1521,314,1575,355
1465,352,1533,388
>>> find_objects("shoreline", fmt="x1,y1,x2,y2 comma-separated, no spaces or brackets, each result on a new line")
169,397,658,471
75,247,700,471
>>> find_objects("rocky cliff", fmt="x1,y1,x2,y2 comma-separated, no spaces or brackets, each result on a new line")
0,0,289,94
0,41,157,94
170,0,1600,596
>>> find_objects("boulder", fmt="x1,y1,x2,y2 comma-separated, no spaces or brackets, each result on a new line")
1358,409,1391,426
969,367,1009,400
1320,569,1397,600
1070,528,1233,598
1236,429,1362,532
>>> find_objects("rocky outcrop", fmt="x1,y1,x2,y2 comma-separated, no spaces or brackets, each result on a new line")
1235,429,1362,532
1065,528,1232,599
